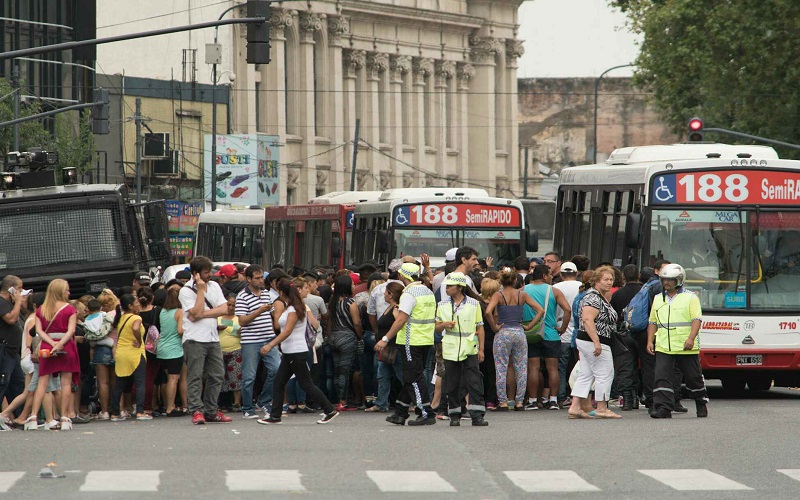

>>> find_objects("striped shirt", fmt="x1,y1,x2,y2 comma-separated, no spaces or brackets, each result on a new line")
235,286,275,343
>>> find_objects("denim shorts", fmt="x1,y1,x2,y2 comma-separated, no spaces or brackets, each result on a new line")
91,345,114,366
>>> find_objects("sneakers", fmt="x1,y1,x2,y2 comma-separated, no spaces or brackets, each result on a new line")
120,410,131,419
96,412,110,421
136,413,153,421
524,401,539,411
110,414,127,422
673,401,689,413
282,404,291,415
385,413,407,426
317,410,339,424
336,403,358,412
72,414,92,424
257,416,282,425
696,401,708,418
191,411,206,425
407,415,436,426
546,401,560,410
242,411,260,419
204,411,233,423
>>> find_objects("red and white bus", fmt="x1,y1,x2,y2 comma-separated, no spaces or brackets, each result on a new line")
264,191,381,271
556,143,800,390
352,188,539,269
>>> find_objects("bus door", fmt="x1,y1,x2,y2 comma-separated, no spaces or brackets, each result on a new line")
300,219,333,270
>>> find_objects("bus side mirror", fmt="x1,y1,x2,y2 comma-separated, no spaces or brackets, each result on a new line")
331,234,342,260
526,229,539,253
377,230,391,254
625,213,642,249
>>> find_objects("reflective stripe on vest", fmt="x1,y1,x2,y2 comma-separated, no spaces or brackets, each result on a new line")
403,283,436,346
652,291,700,354
438,297,481,361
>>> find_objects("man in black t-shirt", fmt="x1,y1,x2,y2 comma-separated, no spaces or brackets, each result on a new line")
0,275,28,416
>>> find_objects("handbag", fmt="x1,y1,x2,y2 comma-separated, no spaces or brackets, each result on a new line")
144,307,161,355
525,285,550,344
379,343,398,365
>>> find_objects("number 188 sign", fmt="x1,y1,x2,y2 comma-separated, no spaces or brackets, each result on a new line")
651,169,800,206
393,203,521,227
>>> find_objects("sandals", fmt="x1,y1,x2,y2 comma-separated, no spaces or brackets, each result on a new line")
567,411,595,419
59,417,73,430
594,411,622,419
364,405,386,412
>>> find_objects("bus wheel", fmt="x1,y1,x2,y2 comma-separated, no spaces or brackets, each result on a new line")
746,378,772,392
721,378,746,393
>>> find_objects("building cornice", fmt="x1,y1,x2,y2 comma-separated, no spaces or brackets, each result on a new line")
340,1,483,31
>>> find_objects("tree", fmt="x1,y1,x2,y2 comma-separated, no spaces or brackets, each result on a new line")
54,108,96,174
611,0,800,157
0,77,53,158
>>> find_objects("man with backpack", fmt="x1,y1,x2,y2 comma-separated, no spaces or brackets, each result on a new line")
623,259,687,412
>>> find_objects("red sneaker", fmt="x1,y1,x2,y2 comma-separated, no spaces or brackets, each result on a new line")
192,411,205,425
336,403,358,412
204,411,233,423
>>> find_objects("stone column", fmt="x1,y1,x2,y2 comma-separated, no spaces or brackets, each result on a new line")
389,55,411,188
435,60,456,178
456,62,475,181
268,8,294,205
327,15,349,190
366,52,389,189
468,36,502,193
342,49,365,190
297,11,323,201
411,57,433,187
506,38,525,197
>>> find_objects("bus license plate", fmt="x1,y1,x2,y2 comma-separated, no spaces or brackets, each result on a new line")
736,355,762,366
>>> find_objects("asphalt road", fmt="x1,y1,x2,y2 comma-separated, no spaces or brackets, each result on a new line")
2,383,800,499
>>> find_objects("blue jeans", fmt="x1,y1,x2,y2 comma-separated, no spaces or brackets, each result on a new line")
287,351,314,404
361,331,377,398
558,342,575,400
375,356,403,410
240,342,280,413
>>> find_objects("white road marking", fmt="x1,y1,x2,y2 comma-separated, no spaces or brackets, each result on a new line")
778,469,800,482
0,472,25,493
639,469,752,491
367,471,456,492
79,470,161,492
225,470,305,491
504,470,601,492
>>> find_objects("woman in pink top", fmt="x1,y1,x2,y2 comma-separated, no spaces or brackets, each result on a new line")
28,279,79,430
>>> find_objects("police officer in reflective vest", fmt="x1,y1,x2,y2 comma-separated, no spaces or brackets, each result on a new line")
646,263,708,418
375,263,438,426
435,272,488,427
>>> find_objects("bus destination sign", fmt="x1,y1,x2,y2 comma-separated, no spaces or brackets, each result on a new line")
393,203,520,227
651,170,800,206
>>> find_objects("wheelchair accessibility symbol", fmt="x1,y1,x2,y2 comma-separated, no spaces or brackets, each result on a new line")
394,207,410,225
654,176,675,202
346,211,354,228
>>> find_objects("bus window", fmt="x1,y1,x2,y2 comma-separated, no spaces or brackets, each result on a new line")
577,191,591,255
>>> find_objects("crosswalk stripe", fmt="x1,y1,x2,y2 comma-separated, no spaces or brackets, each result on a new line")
0,472,25,493
366,471,456,493
79,470,162,492
638,469,752,491
777,470,800,482
504,470,601,492
225,470,305,491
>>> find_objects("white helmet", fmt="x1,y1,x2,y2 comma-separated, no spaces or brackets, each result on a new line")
659,263,685,287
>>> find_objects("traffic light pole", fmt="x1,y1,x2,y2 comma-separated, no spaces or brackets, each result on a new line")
0,101,97,128
703,128,800,151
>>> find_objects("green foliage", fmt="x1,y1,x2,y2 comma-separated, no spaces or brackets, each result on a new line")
54,108,96,173
0,78,53,157
611,0,800,157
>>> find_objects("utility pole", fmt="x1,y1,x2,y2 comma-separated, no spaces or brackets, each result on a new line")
11,66,20,151
522,146,529,198
134,98,142,203
349,119,360,191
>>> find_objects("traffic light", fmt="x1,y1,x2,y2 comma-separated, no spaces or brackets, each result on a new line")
92,88,110,135
688,117,704,142
246,0,271,65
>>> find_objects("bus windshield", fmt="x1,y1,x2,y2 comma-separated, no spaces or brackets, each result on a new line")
395,228,457,259
649,209,800,310
394,228,521,265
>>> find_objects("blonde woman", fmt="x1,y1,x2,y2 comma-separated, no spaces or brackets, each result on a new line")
28,279,79,430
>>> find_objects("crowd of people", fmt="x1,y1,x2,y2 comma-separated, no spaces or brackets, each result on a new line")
0,248,708,430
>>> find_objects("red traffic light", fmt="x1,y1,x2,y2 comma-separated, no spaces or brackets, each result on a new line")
689,118,703,131
687,116,704,142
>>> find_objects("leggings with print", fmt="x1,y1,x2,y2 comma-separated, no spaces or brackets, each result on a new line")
330,329,357,402
493,326,528,405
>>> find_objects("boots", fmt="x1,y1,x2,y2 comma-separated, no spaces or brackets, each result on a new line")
622,391,634,411
696,400,708,418
471,416,489,426
673,400,689,413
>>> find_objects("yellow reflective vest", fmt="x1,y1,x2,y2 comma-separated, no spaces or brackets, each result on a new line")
401,282,436,346
435,297,483,361
648,289,703,355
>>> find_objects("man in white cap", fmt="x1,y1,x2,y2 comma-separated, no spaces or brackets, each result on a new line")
375,263,437,425
552,261,582,405
432,247,459,292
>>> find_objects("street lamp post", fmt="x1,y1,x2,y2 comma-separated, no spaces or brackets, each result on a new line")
591,63,634,163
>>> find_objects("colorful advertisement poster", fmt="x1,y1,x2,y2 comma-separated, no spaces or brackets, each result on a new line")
169,235,194,257
204,134,259,207
257,134,280,206
179,202,203,232
165,200,182,232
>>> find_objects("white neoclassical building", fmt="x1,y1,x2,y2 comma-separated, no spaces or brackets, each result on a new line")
98,0,525,204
